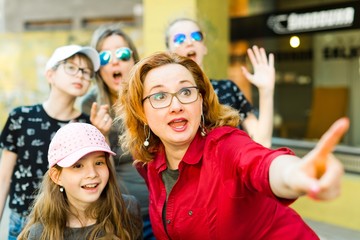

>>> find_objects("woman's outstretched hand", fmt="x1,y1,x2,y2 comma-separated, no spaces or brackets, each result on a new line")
271,117,350,200
290,117,350,200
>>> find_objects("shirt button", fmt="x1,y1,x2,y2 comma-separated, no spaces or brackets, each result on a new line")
188,210,193,216
167,219,171,224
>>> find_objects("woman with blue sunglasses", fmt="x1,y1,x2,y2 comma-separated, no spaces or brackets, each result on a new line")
165,18,275,148
80,23,155,239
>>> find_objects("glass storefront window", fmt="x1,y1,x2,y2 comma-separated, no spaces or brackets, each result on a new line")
230,29,359,147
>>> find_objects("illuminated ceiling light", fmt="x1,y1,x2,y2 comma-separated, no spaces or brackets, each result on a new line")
290,36,300,48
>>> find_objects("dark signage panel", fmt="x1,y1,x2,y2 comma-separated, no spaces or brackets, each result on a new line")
231,1,360,41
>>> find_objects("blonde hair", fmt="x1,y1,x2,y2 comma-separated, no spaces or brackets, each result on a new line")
164,18,203,49
18,156,142,240
115,52,240,164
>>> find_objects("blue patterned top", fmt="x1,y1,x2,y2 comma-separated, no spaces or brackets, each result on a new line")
210,79,254,122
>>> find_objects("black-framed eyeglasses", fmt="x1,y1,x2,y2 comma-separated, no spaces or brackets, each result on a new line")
61,61,93,80
142,86,199,109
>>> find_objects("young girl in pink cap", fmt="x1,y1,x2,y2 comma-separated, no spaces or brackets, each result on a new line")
18,123,142,239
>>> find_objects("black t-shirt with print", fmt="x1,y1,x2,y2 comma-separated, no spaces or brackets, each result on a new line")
0,104,90,215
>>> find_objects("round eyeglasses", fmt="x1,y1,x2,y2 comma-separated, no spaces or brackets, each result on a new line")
61,61,93,80
142,86,199,109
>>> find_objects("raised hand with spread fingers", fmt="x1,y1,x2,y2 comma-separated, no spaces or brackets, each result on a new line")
241,45,275,148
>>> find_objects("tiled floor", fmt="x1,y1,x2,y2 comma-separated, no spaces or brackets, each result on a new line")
305,219,360,240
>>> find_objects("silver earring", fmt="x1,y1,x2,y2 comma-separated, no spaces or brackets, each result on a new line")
200,114,207,137
59,186,64,192
144,124,150,147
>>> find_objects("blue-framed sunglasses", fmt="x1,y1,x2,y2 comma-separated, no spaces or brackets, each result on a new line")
99,47,133,66
173,31,204,46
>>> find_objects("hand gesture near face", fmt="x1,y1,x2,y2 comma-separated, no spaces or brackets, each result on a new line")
241,45,275,92
90,102,112,136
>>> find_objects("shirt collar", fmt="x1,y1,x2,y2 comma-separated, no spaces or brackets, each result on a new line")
153,131,205,171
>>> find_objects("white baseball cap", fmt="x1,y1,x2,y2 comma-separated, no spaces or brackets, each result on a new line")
45,45,100,71
48,123,115,168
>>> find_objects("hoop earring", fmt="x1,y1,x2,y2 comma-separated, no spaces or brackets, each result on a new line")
59,186,64,192
200,114,207,137
144,124,151,147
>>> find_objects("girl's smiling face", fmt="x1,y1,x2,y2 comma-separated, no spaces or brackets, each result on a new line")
142,63,203,149
54,151,109,211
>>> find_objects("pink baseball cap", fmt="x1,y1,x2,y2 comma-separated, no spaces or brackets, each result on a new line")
48,123,115,168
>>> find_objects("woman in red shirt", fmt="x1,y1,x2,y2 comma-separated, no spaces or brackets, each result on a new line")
116,52,349,240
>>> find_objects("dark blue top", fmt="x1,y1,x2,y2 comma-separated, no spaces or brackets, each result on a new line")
210,79,254,123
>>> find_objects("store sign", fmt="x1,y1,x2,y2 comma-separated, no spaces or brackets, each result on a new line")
267,7,355,34
231,2,360,40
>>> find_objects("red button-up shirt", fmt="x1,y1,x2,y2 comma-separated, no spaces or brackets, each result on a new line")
137,126,319,240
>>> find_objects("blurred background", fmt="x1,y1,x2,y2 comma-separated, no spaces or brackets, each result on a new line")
0,0,360,238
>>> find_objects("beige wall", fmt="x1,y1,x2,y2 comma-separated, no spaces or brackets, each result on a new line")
2,0,142,32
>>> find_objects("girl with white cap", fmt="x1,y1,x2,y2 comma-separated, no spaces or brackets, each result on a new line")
18,123,143,239
0,44,99,239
